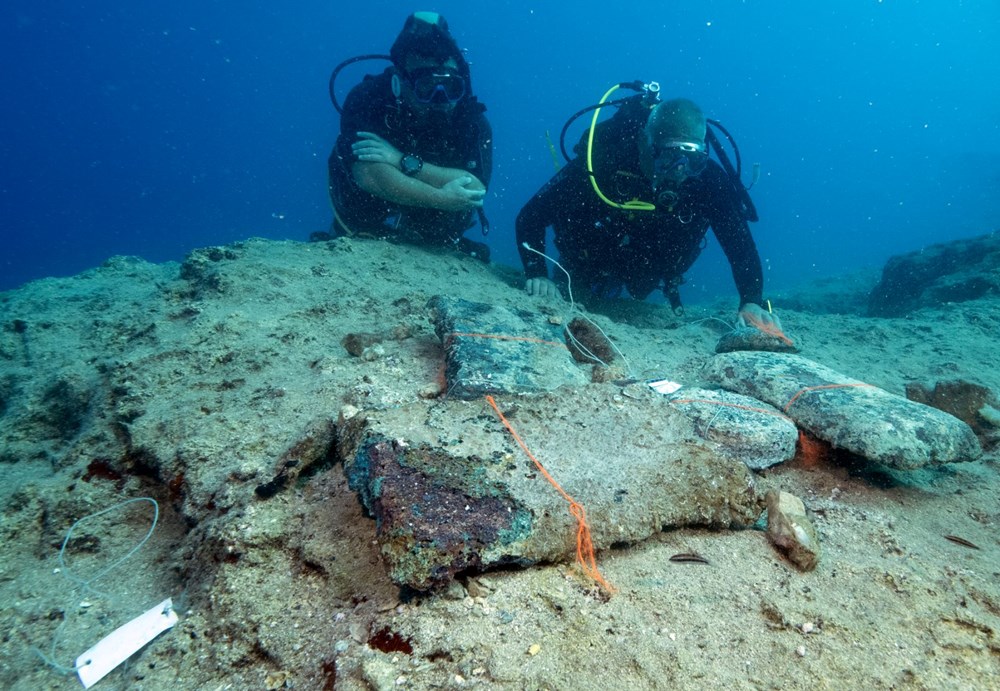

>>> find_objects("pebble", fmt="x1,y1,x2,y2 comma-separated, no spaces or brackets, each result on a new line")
796,645,806,657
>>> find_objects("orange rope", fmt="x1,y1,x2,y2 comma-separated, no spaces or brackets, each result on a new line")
446,331,568,349
485,395,614,594
740,313,795,347
783,383,875,412
670,398,792,422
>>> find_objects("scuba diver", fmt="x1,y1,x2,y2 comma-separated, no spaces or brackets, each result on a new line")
516,90,782,332
323,12,493,261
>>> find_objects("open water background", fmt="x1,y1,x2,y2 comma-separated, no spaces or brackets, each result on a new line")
2,1,998,301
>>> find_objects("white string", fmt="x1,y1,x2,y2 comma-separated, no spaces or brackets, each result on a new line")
521,243,633,376
34,497,160,676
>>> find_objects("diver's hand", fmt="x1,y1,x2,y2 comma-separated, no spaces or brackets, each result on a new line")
352,131,403,167
436,176,486,211
738,302,795,347
525,277,561,299
738,303,783,333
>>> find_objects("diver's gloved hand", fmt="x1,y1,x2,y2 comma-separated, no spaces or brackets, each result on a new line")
352,131,403,167
525,277,561,299
738,302,783,333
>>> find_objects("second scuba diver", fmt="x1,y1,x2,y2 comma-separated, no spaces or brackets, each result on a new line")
516,93,782,333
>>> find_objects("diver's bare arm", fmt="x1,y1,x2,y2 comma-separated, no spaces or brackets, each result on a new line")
416,163,485,191
352,161,484,212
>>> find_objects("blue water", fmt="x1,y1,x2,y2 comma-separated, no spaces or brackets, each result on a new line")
2,1,998,301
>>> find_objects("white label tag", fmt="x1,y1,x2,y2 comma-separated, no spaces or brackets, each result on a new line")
76,598,178,689
647,379,683,395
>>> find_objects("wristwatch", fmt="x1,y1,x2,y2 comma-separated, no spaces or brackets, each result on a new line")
399,154,423,177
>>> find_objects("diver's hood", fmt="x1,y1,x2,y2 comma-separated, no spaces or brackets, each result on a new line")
389,12,472,85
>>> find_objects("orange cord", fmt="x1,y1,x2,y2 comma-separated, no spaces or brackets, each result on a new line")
485,395,615,594
740,313,795,347
669,398,792,422
783,383,875,413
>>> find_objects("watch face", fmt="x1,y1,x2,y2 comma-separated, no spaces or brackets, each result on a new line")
401,155,423,176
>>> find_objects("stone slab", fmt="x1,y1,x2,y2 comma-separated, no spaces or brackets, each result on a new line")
704,352,982,470
336,383,763,590
427,296,589,400
665,387,798,469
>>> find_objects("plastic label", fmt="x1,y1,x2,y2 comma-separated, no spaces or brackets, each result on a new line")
647,379,683,395
76,598,178,689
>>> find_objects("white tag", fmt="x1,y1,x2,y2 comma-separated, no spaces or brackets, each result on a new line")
647,379,683,395
76,598,178,689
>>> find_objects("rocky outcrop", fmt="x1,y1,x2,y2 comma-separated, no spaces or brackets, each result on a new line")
868,232,1000,317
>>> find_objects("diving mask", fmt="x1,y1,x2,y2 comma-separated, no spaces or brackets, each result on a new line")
652,141,708,204
407,68,466,104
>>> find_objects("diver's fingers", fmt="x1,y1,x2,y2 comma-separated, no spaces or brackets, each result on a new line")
356,131,388,145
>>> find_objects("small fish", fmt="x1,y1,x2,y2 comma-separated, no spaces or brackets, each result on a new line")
944,535,980,550
669,552,710,565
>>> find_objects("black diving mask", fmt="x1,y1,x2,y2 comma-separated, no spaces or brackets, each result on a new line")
408,69,466,104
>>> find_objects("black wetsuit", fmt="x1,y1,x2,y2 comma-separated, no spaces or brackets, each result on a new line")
328,69,492,244
516,102,763,307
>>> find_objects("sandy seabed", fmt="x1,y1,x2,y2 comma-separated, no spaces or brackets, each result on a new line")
0,236,997,690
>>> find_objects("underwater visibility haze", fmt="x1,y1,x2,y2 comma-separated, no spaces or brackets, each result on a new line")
1,1,998,298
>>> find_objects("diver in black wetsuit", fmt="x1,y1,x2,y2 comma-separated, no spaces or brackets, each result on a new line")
516,96,781,330
325,12,493,261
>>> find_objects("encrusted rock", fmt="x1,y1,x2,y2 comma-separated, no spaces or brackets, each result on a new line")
705,352,982,469
905,379,999,435
342,332,383,357
666,387,797,469
715,326,798,354
766,490,820,571
336,385,765,590
426,295,589,399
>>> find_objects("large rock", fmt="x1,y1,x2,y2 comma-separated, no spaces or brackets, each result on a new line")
665,387,798,469
427,296,589,399
704,352,982,470
868,231,1000,317
336,384,764,591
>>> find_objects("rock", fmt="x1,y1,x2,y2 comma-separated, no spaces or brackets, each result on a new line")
905,379,999,435
769,268,880,316
178,244,245,296
665,387,798,469
565,317,621,365
426,295,589,400
715,326,798,354
342,332,383,357
336,384,764,591
704,352,982,470
765,490,820,571
34,375,95,441
867,231,1000,317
